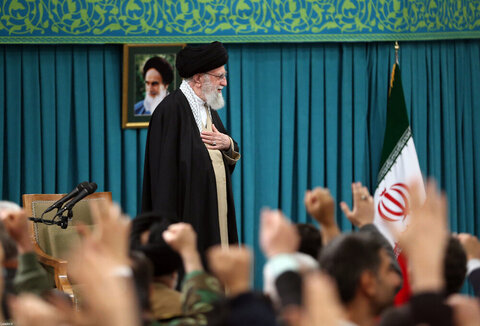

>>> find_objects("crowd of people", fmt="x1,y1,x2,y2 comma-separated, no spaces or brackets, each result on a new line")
0,178,479,326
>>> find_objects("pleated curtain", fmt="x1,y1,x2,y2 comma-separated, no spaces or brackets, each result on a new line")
1,40,479,288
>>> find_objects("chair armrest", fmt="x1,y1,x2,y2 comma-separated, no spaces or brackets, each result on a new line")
33,242,74,302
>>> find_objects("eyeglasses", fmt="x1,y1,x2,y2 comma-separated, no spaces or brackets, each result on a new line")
205,72,228,80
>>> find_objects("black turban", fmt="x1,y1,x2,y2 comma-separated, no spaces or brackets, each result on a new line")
143,56,174,85
176,41,228,78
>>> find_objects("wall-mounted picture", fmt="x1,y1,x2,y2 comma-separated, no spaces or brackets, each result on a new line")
122,44,184,128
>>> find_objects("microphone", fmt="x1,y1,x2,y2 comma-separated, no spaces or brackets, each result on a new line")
29,182,98,228
58,182,98,214
42,182,91,215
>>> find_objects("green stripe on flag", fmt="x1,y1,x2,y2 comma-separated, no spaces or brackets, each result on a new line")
377,64,411,185
377,127,411,184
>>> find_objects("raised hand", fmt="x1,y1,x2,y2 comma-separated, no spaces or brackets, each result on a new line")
304,187,335,227
260,209,299,258
88,200,131,266
398,179,448,293
163,222,202,272
301,272,345,326
340,182,374,228
304,188,340,244
447,294,480,326
208,246,252,296
69,233,140,326
10,294,73,326
456,233,480,261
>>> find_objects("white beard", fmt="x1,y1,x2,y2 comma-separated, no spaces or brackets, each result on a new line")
143,85,168,114
202,77,224,110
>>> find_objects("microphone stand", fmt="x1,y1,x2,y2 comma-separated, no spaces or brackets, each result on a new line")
29,206,73,229
58,208,73,229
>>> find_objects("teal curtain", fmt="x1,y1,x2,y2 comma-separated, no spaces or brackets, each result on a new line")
1,41,480,289
0,45,147,216
222,41,480,287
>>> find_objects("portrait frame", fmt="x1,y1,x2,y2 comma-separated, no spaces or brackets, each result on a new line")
122,44,185,129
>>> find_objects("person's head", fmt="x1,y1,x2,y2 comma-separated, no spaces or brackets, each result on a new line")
176,41,228,110
142,56,174,98
0,201,20,261
444,236,467,296
295,223,322,260
320,233,401,315
130,212,182,285
130,212,158,249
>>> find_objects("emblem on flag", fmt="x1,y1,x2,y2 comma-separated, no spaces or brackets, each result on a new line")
377,183,410,222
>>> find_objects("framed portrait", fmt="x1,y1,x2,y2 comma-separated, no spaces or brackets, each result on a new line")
122,44,185,129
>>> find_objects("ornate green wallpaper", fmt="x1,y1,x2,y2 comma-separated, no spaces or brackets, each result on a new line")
1,0,479,43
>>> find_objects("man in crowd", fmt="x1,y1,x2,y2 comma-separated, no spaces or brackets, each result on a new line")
134,56,174,115
320,232,402,326
142,41,240,254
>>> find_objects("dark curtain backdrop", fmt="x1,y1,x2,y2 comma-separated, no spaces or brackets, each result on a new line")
1,41,480,288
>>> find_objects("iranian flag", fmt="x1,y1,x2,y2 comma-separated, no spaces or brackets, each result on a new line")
373,62,425,304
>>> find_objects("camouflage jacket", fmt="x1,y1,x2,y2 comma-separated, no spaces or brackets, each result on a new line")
152,270,224,326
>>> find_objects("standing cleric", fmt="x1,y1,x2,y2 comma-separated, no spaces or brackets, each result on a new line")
141,41,240,254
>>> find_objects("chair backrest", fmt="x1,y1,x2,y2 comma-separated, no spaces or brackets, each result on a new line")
23,192,112,260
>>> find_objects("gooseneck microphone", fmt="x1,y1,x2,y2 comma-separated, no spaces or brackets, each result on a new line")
29,182,98,228
42,182,91,215
56,182,98,215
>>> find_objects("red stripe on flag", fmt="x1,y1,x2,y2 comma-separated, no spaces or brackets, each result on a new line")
394,251,411,305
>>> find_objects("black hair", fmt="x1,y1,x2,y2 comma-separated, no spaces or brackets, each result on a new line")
295,223,322,260
130,212,182,277
319,232,383,304
444,236,467,296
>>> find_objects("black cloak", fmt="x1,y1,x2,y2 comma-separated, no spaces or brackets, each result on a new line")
141,89,239,253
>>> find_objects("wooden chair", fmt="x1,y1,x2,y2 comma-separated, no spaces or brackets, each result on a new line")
22,192,112,301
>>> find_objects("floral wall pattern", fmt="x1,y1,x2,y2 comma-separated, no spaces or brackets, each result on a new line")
1,0,479,43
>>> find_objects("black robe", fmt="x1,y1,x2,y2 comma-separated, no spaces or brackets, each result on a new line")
141,89,239,253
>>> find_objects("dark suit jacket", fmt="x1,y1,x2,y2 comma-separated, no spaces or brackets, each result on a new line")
468,267,480,297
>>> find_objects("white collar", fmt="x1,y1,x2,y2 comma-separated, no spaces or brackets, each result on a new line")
180,80,211,132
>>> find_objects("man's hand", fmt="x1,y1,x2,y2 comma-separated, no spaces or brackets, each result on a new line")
456,233,480,260
69,238,140,326
162,223,197,255
208,246,252,296
0,209,32,253
69,200,142,326
88,201,131,266
304,187,335,227
10,294,72,326
201,124,231,151
447,294,480,326
301,272,345,326
340,182,374,228
260,209,299,258
163,223,202,273
304,188,340,244
398,179,448,293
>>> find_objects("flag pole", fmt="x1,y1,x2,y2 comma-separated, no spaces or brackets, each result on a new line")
394,41,400,65
390,41,400,94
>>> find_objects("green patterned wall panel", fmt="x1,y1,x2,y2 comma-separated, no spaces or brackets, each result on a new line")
1,0,479,43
